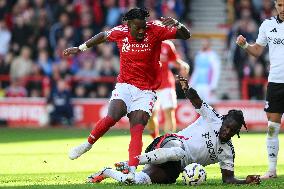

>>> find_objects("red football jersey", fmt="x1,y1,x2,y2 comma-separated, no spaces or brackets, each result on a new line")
159,40,178,89
106,21,177,90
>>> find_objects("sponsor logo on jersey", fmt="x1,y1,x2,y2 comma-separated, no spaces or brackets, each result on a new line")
121,37,151,53
272,38,284,45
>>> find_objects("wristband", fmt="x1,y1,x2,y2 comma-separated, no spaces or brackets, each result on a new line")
79,43,88,51
241,42,249,49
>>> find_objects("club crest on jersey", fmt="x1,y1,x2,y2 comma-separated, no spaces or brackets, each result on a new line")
122,37,131,52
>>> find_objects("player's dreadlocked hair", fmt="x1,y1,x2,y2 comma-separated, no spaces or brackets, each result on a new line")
122,7,150,21
224,110,248,138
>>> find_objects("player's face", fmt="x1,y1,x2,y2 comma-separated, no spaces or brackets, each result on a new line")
129,19,147,41
219,118,239,143
275,0,284,20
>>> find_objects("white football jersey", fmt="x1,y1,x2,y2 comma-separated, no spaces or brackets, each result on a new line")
177,102,235,171
256,16,284,83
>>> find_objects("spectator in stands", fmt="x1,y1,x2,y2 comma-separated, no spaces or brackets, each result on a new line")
95,43,119,96
0,0,191,101
36,49,53,76
190,38,221,103
11,16,33,53
95,43,120,74
47,78,74,126
228,9,258,83
74,84,86,98
5,77,27,97
10,46,33,80
0,19,11,57
0,0,8,21
103,0,122,27
234,0,260,23
75,58,99,94
96,84,110,98
0,52,11,75
259,0,274,20
49,12,70,50
63,25,76,48
248,63,266,100
35,36,51,57
26,63,43,97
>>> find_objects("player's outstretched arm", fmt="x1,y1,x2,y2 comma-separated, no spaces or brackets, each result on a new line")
221,169,260,184
161,17,191,40
235,35,265,58
63,32,107,56
176,75,202,109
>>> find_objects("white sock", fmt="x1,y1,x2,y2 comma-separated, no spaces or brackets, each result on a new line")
129,166,136,173
266,121,280,172
103,169,150,184
103,168,127,183
138,147,185,165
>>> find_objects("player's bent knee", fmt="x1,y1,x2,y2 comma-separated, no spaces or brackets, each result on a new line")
267,121,280,138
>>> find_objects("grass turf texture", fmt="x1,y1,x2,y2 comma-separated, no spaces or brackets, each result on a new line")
0,128,283,189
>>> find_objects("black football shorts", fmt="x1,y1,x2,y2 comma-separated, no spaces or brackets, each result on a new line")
264,82,284,113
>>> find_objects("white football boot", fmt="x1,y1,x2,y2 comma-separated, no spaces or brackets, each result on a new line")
68,142,92,160
260,170,277,180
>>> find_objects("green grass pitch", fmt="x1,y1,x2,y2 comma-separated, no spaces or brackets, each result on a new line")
0,128,283,189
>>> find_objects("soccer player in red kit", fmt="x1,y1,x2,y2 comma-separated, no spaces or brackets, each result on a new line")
148,40,189,138
63,7,190,183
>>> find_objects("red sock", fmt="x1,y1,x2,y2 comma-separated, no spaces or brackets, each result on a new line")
87,116,116,144
128,124,145,167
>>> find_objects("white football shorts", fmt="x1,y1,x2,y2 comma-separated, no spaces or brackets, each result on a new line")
154,88,177,111
110,83,157,116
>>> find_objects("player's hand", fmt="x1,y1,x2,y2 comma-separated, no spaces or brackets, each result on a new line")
245,175,261,184
236,35,247,47
160,17,179,28
176,75,189,91
181,62,190,74
63,47,80,56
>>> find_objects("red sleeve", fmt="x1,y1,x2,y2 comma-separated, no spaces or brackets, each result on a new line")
106,25,127,42
165,41,178,62
152,21,177,41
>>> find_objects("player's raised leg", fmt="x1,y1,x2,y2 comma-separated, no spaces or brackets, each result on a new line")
69,99,127,160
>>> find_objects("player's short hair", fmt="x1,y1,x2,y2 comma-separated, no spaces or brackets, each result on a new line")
224,110,247,138
122,7,150,21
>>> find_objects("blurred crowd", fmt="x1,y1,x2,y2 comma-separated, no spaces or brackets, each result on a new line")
0,0,274,102
0,0,190,99
228,0,275,100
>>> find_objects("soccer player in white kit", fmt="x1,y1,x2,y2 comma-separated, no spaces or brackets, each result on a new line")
87,75,260,185
236,0,284,180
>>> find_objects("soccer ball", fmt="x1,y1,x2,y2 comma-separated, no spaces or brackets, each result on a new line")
182,163,207,185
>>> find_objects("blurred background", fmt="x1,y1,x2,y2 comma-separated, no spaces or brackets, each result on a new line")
0,0,278,130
